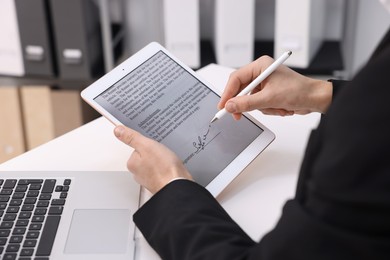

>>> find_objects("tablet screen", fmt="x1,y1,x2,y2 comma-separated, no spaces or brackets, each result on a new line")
94,51,263,186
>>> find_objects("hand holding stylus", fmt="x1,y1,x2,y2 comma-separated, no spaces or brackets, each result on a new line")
210,51,292,123
214,51,333,121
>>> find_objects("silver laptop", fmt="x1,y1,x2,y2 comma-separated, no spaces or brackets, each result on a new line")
0,171,140,260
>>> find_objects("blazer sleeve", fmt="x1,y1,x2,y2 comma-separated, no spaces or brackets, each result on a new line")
328,79,348,100
133,180,257,260
134,175,389,260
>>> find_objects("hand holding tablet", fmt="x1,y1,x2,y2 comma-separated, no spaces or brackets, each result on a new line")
113,124,194,194
81,42,275,197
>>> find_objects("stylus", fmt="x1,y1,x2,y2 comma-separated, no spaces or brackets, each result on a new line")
210,50,292,124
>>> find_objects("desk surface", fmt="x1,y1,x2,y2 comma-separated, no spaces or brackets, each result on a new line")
0,64,320,259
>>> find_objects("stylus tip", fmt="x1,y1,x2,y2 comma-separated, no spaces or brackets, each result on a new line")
210,116,218,124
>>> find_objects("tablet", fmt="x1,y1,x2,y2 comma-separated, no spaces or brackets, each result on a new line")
81,42,275,197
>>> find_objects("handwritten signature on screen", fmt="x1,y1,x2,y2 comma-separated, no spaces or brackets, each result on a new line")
193,124,221,154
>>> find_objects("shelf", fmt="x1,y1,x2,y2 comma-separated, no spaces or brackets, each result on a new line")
0,76,95,89
1,39,343,88
0,21,125,89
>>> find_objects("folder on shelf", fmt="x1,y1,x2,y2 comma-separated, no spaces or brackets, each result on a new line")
0,87,25,163
20,86,84,150
20,86,55,150
163,0,200,69
51,89,83,137
49,0,104,80
213,0,255,68
14,0,56,77
125,0,164,55
274,0,326,68
0,0,24,76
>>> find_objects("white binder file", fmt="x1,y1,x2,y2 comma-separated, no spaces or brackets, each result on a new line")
275,0,326,68
0,0,24,76
163,0,200,68
125,0,164,56
213,0,255,68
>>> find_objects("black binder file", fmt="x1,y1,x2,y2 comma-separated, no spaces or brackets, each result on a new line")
14,0,55,77
49,0,104,80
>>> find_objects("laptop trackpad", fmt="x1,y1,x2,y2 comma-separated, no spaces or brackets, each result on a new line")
65,209,131,254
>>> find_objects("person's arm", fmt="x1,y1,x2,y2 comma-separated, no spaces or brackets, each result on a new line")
133,179,376,260
114,116,386,259
113,125,258,259
134,180,257,260
113,125,346,260
113,125,193,194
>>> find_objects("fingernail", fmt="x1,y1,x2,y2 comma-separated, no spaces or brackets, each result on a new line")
226,101,237,113
114,126,124,138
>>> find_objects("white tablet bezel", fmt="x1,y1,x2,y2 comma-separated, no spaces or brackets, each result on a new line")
81,42,275,197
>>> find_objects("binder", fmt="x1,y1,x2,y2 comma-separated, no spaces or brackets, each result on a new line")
0,87,25,163
20,86,55,150
0,0,24,76
213,0,255,68
49,0,104,80
125,0,164,55
163,0,200,68
51,89,83,137
20,87,85,150
274,0,326,68
14,0,56,77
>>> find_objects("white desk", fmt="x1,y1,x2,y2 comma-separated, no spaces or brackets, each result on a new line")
0,64,320,259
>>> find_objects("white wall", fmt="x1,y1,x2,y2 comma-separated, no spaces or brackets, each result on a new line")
352,0,390,74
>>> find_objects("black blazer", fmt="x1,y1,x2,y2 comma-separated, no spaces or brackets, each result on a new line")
134,28,390,260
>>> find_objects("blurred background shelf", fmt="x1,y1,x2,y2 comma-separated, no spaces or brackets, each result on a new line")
200,40,344,76
1,0,389,163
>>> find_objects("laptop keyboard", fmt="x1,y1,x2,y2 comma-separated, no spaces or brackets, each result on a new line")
0,178,71,260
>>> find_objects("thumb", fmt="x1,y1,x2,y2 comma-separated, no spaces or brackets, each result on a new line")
225,95,259,114
114,125,143,149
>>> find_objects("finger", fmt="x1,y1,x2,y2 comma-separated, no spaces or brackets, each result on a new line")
260,108,294,116
218,63,260,109
114,125,144,149
232,113,242,121
218,72,242,109
126,151,142,173
225,94,260,114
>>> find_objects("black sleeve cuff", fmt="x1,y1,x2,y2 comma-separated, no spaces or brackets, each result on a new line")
133,179,255,260
327,79,349,100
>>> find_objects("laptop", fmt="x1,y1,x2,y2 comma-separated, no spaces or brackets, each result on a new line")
0,171,140,260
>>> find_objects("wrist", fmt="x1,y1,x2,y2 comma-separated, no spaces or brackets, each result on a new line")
166,177,190,185
311,79,333,114
152,167,193,194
